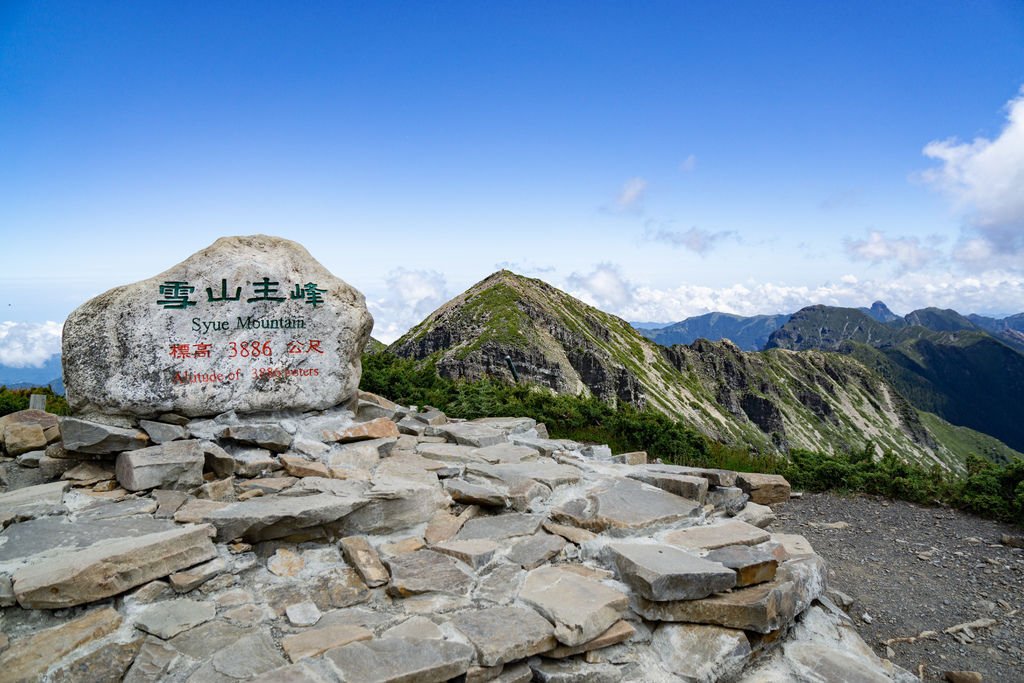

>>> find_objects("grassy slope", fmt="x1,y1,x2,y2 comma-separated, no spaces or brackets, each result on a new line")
917,410,1024,466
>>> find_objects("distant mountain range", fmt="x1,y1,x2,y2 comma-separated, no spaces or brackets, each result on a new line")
0,356,63,393
634,302,1024,353
637,313,791,351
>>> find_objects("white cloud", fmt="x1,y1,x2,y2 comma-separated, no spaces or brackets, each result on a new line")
565,266,1024,322
566,263,635,310
0,321,62,368
366,269,449,345
644,223,736,255
921,86,1024,267
604,177,648,213
679,155,697,173
843,230,942,272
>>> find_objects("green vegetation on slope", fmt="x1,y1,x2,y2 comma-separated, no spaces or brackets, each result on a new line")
0,386,69,417
916,411,1024,466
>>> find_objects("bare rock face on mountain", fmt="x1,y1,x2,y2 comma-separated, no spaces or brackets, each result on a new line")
62,235,373,418
390,271,647,408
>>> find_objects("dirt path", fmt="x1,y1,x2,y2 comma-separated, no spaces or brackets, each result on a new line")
774,492,1024,682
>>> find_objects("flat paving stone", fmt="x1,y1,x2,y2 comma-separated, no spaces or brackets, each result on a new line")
771,532,816,557
0,481,68,528
123,635,179,682
0,514,174,568
552,477,701,533
385,549,475,597
473,563,525,606
456,513,544,541
416,443,488,464
200,492,369,541
468,461,581,489
169,557,228,593
167,620,254,661
324,637,474,683
381,616,444,640
286,600,322,627
281,623,372,663
432,538,499,570
249,663,333,683
12,524,217,609
607,542,736,601
450,605,557,666
187,629,287,681
506,533,566,569
444,478,507,507
663,519,771,552
518,565,628,647
439,423,507,447
136,598,217,639
529,659,621,683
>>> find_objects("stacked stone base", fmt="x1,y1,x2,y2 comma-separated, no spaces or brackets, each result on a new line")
0,395,913,682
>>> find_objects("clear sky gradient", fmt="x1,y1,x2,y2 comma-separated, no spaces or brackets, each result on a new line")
2,1,1024,363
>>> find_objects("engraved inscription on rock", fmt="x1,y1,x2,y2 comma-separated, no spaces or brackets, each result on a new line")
63,235,373,417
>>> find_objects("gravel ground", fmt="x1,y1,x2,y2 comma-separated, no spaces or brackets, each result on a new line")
775,492,1024,682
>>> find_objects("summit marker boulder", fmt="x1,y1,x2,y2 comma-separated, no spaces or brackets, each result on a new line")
63,235,373,418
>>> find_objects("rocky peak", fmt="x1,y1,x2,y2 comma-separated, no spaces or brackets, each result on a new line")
390,270,649,408
863,300,900,323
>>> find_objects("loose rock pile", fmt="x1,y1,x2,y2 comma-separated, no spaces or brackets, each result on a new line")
0,397,917,682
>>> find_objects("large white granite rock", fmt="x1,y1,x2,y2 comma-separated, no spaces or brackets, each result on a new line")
63,235,373,418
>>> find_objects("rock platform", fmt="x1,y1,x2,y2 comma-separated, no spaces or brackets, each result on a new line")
0,396,916,682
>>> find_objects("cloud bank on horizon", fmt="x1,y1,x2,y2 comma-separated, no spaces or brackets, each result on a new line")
0,322,62,368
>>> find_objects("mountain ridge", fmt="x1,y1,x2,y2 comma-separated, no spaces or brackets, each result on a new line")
767,305,1024,450
633,303,1024,354
638,312,790,351
386,270,1019,471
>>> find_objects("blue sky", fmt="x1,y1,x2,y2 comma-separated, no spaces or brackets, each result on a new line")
2,1,1024,363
